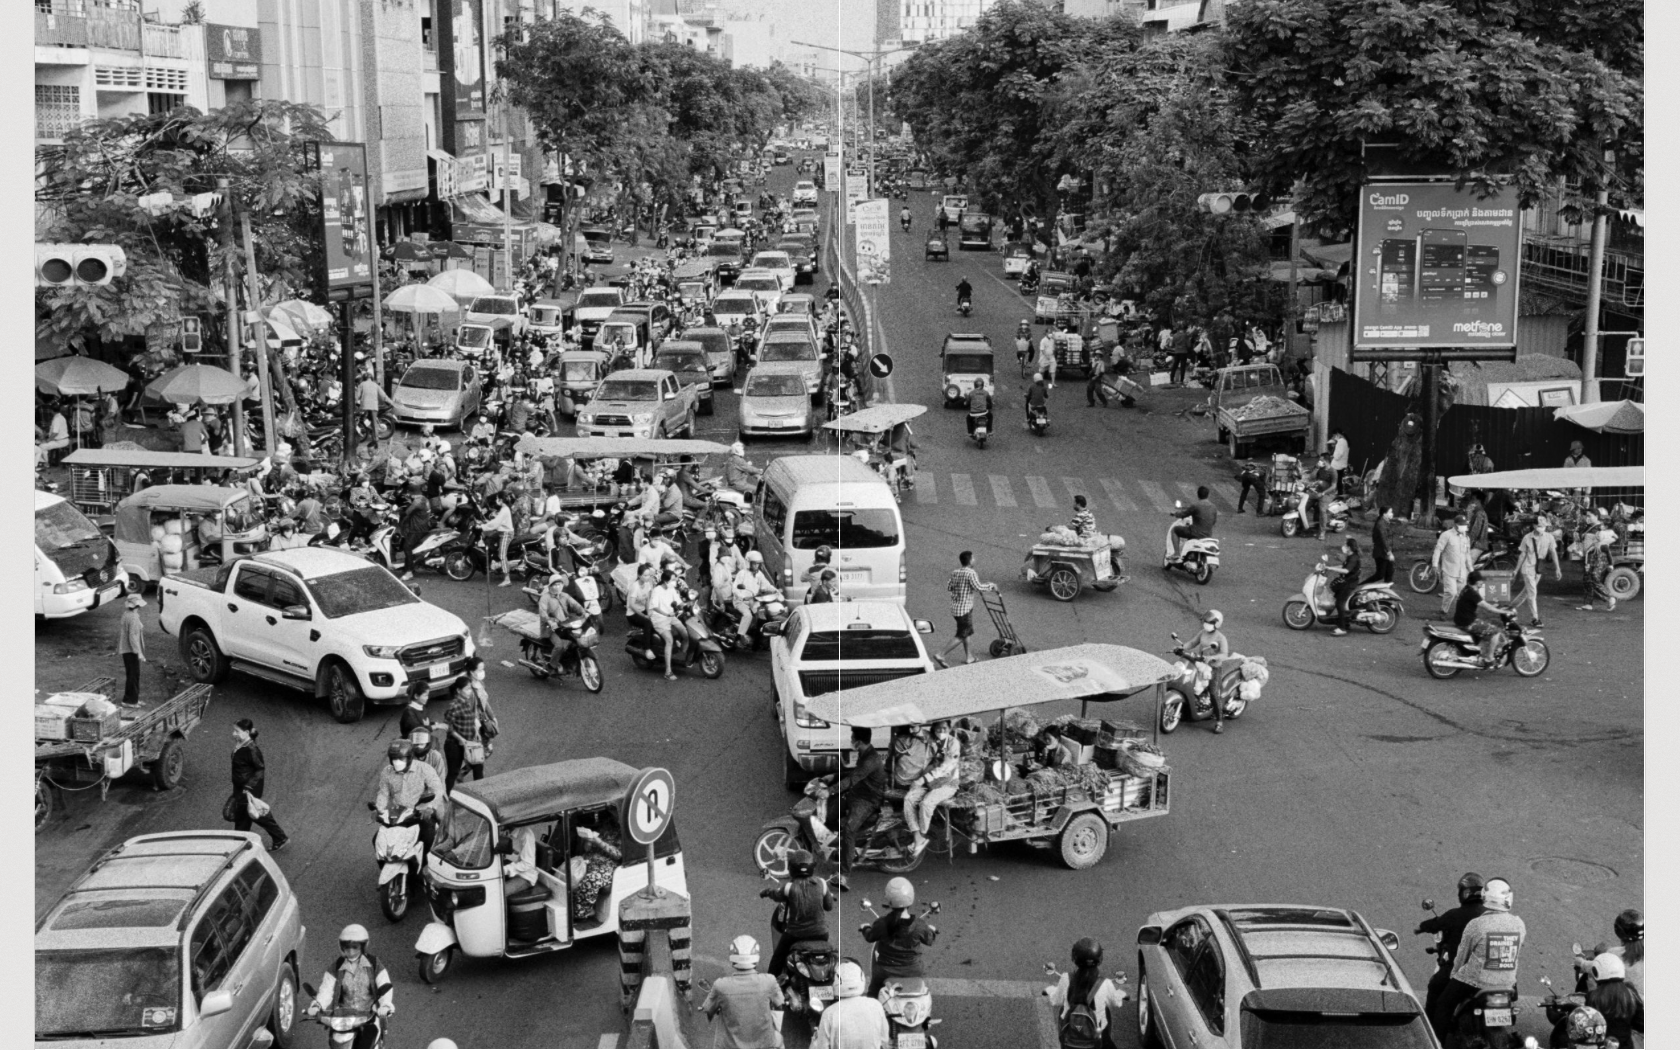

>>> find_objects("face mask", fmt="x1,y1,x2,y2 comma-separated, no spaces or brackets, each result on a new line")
473,669,486,682
1457,526,1467,534
391,760,409,774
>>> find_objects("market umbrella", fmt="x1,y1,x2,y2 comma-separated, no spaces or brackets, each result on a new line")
264,314,306,350
36,356,130,397
428,241,475,261
384,283,460,314
144,364,249,406
428,268,497,300
821,403,929,434
386,241,431,263
270,299,333,332
1553,399,1644,435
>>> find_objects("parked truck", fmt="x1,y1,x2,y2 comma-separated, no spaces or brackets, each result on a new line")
1211,363,1311,459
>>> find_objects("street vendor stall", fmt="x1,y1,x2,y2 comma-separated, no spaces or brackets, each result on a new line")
63,447,261,515
1024,524,1129,602
754,644,1176,874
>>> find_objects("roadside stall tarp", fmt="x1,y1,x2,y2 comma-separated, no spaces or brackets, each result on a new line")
64,449,261,471
1553,399,1644,434
514,436,732,460
805,644,1176,728
821,403,928,434
1445,466,1644,490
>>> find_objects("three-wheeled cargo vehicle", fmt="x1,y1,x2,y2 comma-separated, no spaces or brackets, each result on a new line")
112,484,267,589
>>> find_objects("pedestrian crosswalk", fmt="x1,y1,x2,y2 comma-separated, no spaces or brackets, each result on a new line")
908,472,1244,515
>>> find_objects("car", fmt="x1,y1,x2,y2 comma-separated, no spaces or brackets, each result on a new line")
756,331,825,400
36,830,308,1048
776,293,818,319
732,199,755,222
925,233,949,260
711,291,765,332
763,313,819,349
790,207,819,229
733,269,786,313
651,341,715,415
574,369,699,440
681,325,736,385
573,285,628,345
750,250,797,291
958,212,993,250
464,293,527,337
776,240,818,283
768,600,935,788
940,333,995,406
773,149,791,165
738,366,817,441
1003,241,1035,276
580,227,614,265
793,180,818,206
1135,904,1438,1049
706,240,746,285
391,358,483,429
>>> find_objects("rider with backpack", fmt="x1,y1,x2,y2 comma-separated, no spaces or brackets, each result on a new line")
1045,938,1126,1048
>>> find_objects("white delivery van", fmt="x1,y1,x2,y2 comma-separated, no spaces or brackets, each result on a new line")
753,455,906,605
35,490,128,619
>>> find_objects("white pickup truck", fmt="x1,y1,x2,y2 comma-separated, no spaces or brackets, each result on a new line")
157,548,473,722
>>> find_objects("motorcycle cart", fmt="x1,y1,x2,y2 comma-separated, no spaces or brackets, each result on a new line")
755,644,1177,875
1259,454,1301,516
1022,534,1128,602
63,447,263,517
924,233,949,261
111,484,268,590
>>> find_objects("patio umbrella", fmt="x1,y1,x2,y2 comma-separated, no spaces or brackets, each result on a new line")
429,268,496,300
821,403,929,434
386,241,431,263
428,241,475,261
384,283,460,314
270,299,333,332
144,364,249,406
1553,399,1644,435
36,356,130,397
264,314,306,350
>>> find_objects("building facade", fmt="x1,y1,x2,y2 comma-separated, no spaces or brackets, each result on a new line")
35,0,207,145
898,0,994,44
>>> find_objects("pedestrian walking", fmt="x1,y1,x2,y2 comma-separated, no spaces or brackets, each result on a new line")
229,719,288,852
934,551,994,668
398,678,433,737
443,657,499,790
1369,506,1397,584
117,593,147,705
1169,324,1191,385
1432,515,1474,618
1036,330,1058,388
1512,515,1562,627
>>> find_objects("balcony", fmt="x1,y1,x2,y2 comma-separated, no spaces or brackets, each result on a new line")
35,4,144,52
142,21,185,59
1521,234,1644,311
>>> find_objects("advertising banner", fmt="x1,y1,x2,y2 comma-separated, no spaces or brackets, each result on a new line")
855,199,890,285
311,143,373,294
427,148,457,199
205,23,262,79
1354,181,1521,350
453,0,485,119
457,153,490,193
845,166,868,223
823,151,841,191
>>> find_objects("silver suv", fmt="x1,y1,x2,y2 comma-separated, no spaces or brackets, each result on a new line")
36,831,307,1048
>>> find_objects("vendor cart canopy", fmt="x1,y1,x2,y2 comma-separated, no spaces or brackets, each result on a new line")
116,484,252,514
513,436,733,460
455,757,640,826
821,403,929,434
1445,466,1644,490
63,449,261,472
806,643,1176,728
1552,399,1644,434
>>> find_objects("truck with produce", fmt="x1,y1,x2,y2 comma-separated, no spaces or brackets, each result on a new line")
156,547,474,723
1210,362,1311,458
574,368,699,440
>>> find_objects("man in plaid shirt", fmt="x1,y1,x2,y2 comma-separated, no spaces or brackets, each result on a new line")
935,551,994,667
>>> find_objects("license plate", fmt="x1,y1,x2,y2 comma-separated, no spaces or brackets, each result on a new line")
427,664,451,680
839,570,866,583
897,1034,926,1050
810,985,832,1001
1482,1008,1512,1027
770,420,795,428
97,585,121,606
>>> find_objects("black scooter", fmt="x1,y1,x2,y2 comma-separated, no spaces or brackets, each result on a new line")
626,592,726,678
1027,402,1050,437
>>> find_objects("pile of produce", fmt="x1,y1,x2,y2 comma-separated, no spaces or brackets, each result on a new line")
1229,395,1308,422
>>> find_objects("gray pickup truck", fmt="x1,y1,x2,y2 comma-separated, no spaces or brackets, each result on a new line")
1211,363,1310,459
574,368,700,440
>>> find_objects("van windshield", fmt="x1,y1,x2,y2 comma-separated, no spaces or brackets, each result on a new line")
36,947,181,1038
791,509,899,550
36,499,103,553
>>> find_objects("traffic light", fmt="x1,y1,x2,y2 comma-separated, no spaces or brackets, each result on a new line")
180,317,203,354
1625,337,1644,378
1197,192,1271,215
35,244,128,288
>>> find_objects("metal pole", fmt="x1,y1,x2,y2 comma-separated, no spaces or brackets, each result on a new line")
340,298,355,470
370,221,385,398
1580,186,1609,404
1421,362,1438,522
867,58,876,194
502,100,514,292
1286,212,1300,355
217,177,246,456
239,212,276,456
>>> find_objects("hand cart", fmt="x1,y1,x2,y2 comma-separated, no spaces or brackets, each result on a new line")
1260,454,1301,516
980,588,1028,658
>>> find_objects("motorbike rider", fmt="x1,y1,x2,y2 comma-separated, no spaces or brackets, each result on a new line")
810,960,890,1050
1015,321,1032,370
307,924,394,1048
374,740,446,855
885,421,917,489
1327,537,1364,637
700,935,786,1049
1025,373,1050,429
1453,570,1510,667
1069,494,1097,540
1430,876,1525,1039
1572,954,1643,1049
1297,452,1338,540
733,550,780,646
1185,610,1231,733
965,379,993,438
899,204,912,230
1416,873,1488,1028
1558,1006,1610,1049
1575,908,1643,995
625,562,659,664
537,575,588,667
837,726,889,872
408,724,448,789
1046,938,1127,1048
723,441,763,495
955,277,973,309
861,877,938,999
759,849,834,979
1167,486,1217,561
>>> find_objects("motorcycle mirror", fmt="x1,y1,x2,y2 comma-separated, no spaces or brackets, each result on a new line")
366,801,376,811
928,901,941,914
1043,962,1057,975
1169,632,1181,642
1571,942,1582,957
302,982,318,998
1422,898,1434,911
860,899,873,910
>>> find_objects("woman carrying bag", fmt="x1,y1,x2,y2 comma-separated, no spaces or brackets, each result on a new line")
443,656,500,791
227,719,289,852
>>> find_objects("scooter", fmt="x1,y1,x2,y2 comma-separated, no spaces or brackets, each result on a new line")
369,803,425,923
301,983,386,1049
859,897,942,1048
1412,902,1534,1049
1160,633,1257,733
1027,402,1050,437
762,876,839,1028
1041,962,1129,1048
513,617,605,693
1020,272,1040,295
1162,508,1219,584
626,591,726,678
1282,558,1403,634
753,778,931,877
712,591,788,653
957,296,973,318
967,409,992,449
1280,490,1354,538
1421,611,1550,680
900,214,912,232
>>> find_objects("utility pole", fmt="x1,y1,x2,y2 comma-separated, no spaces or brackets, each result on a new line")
217,177,246,456
501,98,515,292
238,211,276,456
1580,179,1610,404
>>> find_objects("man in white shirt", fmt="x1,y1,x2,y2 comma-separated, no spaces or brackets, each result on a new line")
732,550,778,644
1329,429,1350,485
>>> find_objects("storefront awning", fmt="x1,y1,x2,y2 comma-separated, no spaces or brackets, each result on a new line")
453,193,509,225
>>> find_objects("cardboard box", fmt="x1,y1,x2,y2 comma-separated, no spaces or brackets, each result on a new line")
35,703,83,741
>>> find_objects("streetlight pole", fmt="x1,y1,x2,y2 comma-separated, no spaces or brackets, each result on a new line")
794,40,917,197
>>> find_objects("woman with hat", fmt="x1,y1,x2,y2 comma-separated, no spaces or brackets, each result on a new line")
117,592,148,705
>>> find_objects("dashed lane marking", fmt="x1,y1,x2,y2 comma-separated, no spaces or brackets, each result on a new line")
914,473,938,504
1211,480,1241,510
1099,477,1140,513
1025,475,1056,508
1136,479,1176,513
951,473,978,506
989,474,1018,507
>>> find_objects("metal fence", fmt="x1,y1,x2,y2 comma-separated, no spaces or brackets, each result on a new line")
821,196,885,406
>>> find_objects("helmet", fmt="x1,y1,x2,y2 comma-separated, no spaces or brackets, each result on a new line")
788,849,815,878
277,517,296,532
835,960,866,998
853,449,870,464
339,923,370,946
1032,372,1044,382
1481,877,1513,911
437,440,451,454
1614,908,1643,943
1456,872,1486,905
884,877,915,909
1202,609,1224,629
1071,937,1104,968
1591,952,1626,982
387,740,413,763
730,441,745,456
428,1041,460,1049
728,934,761,970
747,550,764,564
1566,1006,1607,1045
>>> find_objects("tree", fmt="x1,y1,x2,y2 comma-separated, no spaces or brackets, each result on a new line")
1224,0,1643,226
35,100,335,357
760,61,828,134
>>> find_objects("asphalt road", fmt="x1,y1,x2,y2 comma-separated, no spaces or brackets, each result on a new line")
35,156,1643,1049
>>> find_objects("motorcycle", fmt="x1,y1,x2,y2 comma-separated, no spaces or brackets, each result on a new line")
625,590,726,678
513,616,605,693
1282,558,1403,633
859,897,942,1049
301,983,386,1049
368,803,425,923
957,296,973,318
967,409,992,449
1421,611,1550,680
711,591,788,653
1041,962,1129,1048
900,214,912,232
1027,402,1050,437
1162,508,1219,584
763,883,840,1029
1280,489,1355,538
1413,901,1533,1049
753,777,932,876
1408,540,1515,594
1160,633,1260,733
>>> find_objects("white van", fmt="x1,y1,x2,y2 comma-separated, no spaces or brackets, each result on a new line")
35,490,128,619
753,455,906,605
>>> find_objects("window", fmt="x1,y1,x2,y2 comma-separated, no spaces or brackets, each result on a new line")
760,489,788,538
35,83,81,139
233,566,271,604
188,918,232,1003
206,881,255,964
234,863,280,929
435,802,494,869
148,92,185,116
270,574,306,610
790,508,900,550
1186,937,1227,1033
1165,918,1206,976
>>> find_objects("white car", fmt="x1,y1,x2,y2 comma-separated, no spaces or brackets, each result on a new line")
766,601,936,789
464,294,526,338
733,269,785,314
793,180,818,206
574,285,627,345
749,251,797,291
711,291,765,331
763,314,819,347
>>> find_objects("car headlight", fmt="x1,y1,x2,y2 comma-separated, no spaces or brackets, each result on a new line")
631,412,654,424
52,579,90,594
363,644,403,659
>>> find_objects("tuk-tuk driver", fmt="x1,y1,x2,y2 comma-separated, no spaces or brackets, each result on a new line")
723,442,762,495
502,824,541,896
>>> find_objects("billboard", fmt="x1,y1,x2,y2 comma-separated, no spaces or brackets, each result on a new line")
823,151,841,192
855,199,890,285
311,143,374,294
205,23,262,79
453,0,485,119
1354,181,1521,351
845,166,868,223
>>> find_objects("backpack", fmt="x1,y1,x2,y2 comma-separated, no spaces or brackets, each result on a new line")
892,733,932,786
1059,997,1101,1049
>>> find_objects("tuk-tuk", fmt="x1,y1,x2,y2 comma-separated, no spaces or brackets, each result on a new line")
112,484,266,587
909,169,928,189
556,350,613,417
1002,242,1034,277
63,448,261,515
512,435,734,518
528,299,570,340
415,758,689,983
456,322,496,358
757,644,1177,875
690,222,718,249
941,334,995,406
940,194,969,223
596,315,654,369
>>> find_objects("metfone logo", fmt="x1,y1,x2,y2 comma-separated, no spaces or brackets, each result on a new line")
1451,320,1506,338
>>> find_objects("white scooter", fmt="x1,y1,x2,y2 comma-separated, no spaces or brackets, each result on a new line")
1282,558,1403,634
1280,488,1354,538
302,984,387,1049
1163,505,1219,584
967,408,992,449
859,898,942,1048
369,803,425,922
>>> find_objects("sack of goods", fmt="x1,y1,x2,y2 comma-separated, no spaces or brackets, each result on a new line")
1239,656,1269,684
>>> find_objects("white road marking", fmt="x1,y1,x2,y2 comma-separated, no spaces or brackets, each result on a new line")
1099,478,1140,513
597,1035,619,1048
1136,479,1176,513
914,473,938,504
1025,475,1056,507
988,474,1018,507
1211,481,1241,509
951,473,978,506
